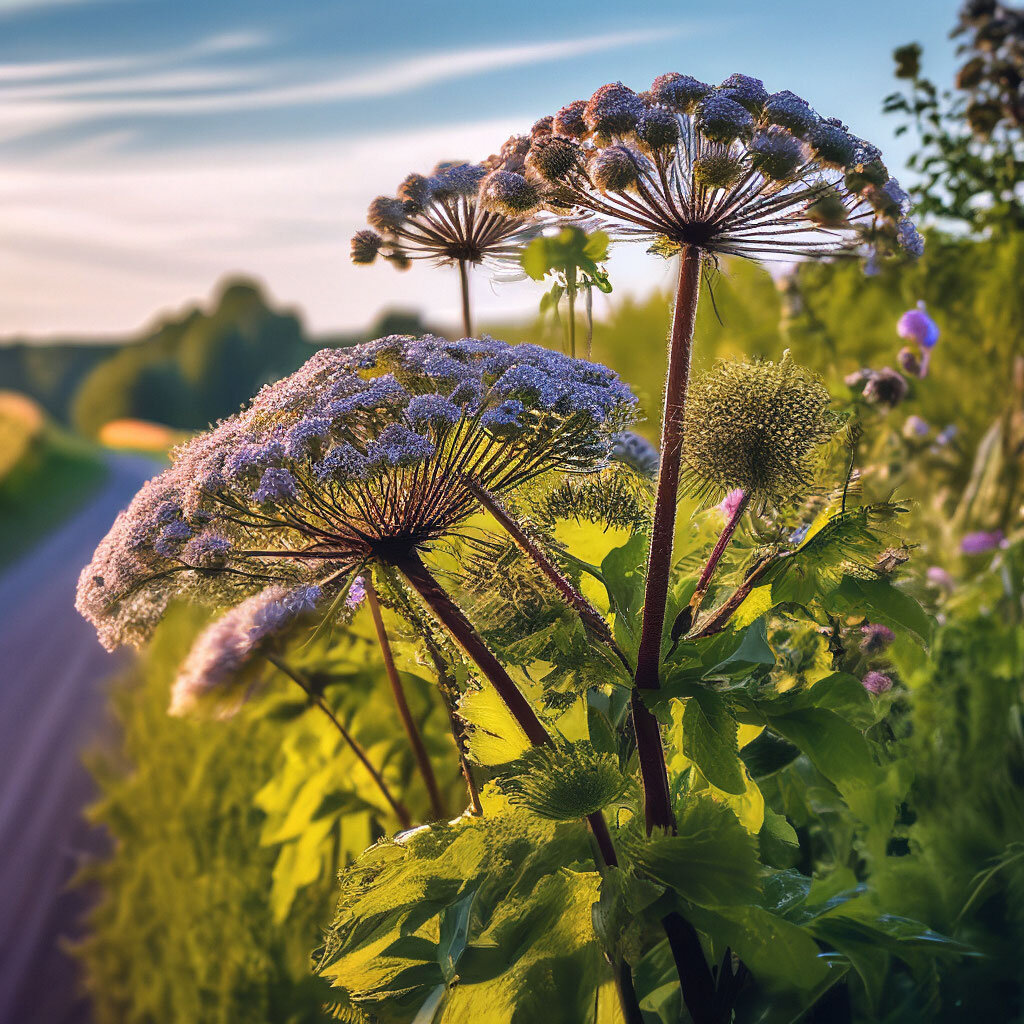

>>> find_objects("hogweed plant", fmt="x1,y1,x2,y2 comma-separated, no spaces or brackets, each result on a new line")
352,157,547,336
76,67,972,1024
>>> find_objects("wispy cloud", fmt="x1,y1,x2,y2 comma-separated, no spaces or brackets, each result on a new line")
0,26,685,145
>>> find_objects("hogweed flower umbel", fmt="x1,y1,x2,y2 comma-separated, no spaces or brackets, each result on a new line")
514,74,922,265
352,158,547,334
76,335,636,654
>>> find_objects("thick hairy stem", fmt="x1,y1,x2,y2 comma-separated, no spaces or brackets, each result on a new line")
365,576,448,820
634,244,703,696
392,549,643,1021
467,480,624,663
688,490,751,618
632,245,703,835
264,652,412,828
458,259,472,337
566,269,577,358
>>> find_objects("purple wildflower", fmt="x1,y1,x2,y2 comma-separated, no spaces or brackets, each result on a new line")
253,467,298,505
717,488,746,521
862,671,893,695
902,414,930,439
960,530,1005,555
898,302,940,349
346,576,367,609
926,566,955,590
861,623,896,654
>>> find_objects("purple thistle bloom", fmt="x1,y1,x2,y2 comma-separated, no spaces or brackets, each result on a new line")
960,530,1005,555
861,623,896,654
346,576,367,609
862,671,894,695
898,301,940,349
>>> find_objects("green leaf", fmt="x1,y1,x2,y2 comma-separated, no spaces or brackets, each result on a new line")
740,730,801,779
833,576,934,646
680,691,746,795
619,798,760,907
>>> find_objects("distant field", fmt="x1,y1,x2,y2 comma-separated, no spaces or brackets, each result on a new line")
0,391,107,569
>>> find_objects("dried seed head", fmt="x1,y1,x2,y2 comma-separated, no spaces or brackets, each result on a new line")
762,90,818,138
366,196,407,230
809,121,857,169
719,73,769,114
694,92,755,143
862,367,909,408
478,169,542,216
583,81,646,138
526,134,581,183
682,352,841,505
637,104,681,151
350,230,382,265
548,101,585,141
748,127,806,181
431,162,488,199
649,72,710,113
398,172,432,211
531,115,554,139
589,145,643,193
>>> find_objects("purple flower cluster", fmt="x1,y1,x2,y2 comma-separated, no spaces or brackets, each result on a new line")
169,585,322,717
76,334,636,652
862,670,894,695
499,72,921,266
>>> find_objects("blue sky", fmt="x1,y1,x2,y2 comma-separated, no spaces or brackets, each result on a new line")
0,0,959,338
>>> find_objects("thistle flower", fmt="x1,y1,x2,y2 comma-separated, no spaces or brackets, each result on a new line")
519,73,921,265
76,335,636,652
681,352,842,507
168,585,322,717
716,488,746,521
861,622,895,654
862,670,893,695
351,158,547,333
926,566,955,589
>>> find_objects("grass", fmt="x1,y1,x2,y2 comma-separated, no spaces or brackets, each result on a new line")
0,396,107,569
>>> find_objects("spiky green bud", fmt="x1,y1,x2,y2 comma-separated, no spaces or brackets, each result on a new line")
496,742,628,821
589,145,642,193
478,169,541,216
693,152,745,190
527,134,581,183
804,189,849,227
682,352,841,505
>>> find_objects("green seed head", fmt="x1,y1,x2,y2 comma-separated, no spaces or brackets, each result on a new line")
683,352,842,505
693,152,745,190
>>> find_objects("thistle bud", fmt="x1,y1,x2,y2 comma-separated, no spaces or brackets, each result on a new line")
809,122,857,169
804,189,849,227
553,99,588,138
478,169,541,216
366,196,407,230
862,671,893,695
649,72,710,113
845,159,890,193
866,177,911,216
719,73,768,114
693,152,745,190
897,301,940,348
431,162,487,199
897,346,923,377
526,134,581,183
583,81,646,138
589,145,641,193
762,90,818,138
637,105,681,151
694,92,754,143
749,127,805,180
350,230,382,265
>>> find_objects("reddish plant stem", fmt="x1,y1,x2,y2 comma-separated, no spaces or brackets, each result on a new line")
689,490,751,618
392,550,618,864
264,652,412,829
365,576,448,820
458,259,472,337
632,245,703,835
467,480,621,657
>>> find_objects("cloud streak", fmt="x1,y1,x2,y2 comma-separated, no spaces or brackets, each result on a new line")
0,26,683,144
